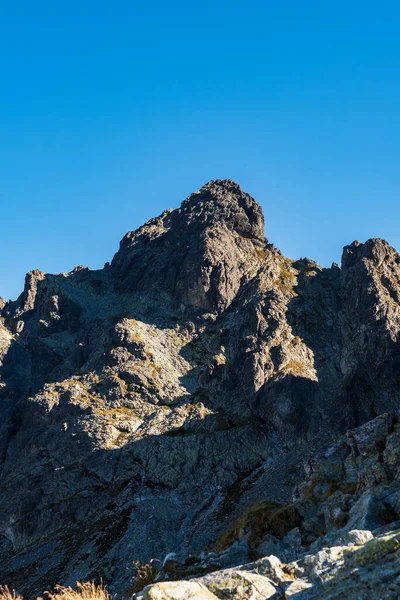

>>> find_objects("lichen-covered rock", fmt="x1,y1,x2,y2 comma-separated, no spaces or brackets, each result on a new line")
136,580,220,600
189,567,279,600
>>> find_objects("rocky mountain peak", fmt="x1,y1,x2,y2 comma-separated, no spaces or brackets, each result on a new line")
179,179,265,242
342,237,397,269
111,180,268,313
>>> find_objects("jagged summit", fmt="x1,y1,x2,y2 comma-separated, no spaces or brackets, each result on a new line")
198,178,243,192
186,178,245,200
180,179,265,242
111,180,268,312
342,236,398,268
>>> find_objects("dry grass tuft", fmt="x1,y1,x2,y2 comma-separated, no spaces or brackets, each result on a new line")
0,586,23,600
126,561,159,595
281,360,307,376
44,582,111,600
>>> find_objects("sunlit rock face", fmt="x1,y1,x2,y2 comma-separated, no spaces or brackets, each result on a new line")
1,179,400,597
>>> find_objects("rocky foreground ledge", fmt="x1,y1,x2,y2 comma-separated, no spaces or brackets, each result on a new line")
134,412,400,599
1,180,400,598
135,526,400,599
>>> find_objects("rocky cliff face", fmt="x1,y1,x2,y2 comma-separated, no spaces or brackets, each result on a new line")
1,180,400,597
136,410,400,599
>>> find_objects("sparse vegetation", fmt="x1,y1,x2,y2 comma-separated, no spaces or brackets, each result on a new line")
150,363,162,378
0,586,23,600
345,532,400,567
44,582,111,600
0,583,112,600
126,560,159,595
275,261,299,296
113,431,130,446
215,500,300,551
281,360,306,376
255,248,269,261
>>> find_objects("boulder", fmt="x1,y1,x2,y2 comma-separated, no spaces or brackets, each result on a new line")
135,581,219,600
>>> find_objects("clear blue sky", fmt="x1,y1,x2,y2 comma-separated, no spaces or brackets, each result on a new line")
1,1,400,301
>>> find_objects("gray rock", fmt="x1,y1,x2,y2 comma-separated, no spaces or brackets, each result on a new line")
338,528,374,546
256,535,284,559
1,180,400,597
135,580,220,599
212,540,250,569
161,553,186,574
194,568,278,600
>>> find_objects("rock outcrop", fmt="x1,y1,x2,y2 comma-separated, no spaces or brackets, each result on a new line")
1,179,400,597
137,411,400,598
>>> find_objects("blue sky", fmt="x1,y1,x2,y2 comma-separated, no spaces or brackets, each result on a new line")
1,1,400,300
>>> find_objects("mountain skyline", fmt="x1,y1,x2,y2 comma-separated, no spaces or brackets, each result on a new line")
2,2,400,301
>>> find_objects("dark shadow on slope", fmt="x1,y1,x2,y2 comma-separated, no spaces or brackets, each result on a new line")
284,258,400,437
0,269,272,598
0,368,270,599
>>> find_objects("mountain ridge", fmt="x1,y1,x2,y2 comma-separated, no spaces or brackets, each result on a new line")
1,180,400,598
